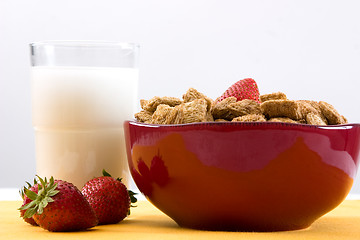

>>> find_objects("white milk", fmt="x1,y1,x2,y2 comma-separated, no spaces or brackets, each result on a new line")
31,66,138,188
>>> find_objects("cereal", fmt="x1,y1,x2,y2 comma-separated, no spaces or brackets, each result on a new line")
215,119,229,122
168,99,210,124
297,100,318,118
296,100,327,124
228,99,262,117
232,114,266,122
134,110,152,123
260,92,287,102
268,117,299,124
140,99,148,110
261,100,302,120
301,100,322,114
306,112,327,125
183,88,213,110
341,115,348,123
150,104,174,124
319,101,347,125
164,106,181,124
135,87,347,126
141,96,182,112
211,97,237,120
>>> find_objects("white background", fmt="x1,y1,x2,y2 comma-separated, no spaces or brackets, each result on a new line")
0,0,360,193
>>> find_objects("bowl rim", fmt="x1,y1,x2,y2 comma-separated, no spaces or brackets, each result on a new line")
126,120,360,129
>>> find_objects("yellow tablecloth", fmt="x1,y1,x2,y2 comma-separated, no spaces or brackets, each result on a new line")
1,200,360,240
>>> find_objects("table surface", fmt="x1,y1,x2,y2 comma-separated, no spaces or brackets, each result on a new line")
1,198,360,240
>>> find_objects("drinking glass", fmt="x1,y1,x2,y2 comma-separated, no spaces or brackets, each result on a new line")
30,41,139,188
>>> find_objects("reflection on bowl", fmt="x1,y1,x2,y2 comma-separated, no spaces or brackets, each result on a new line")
124,121,360,231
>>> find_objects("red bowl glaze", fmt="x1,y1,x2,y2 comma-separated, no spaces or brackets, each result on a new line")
124,121,360,231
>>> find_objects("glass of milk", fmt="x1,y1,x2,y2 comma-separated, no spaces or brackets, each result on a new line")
30,41,139,189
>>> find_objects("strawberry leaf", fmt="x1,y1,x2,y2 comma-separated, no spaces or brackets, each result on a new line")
19,189,24,200
25,189,38,201
102,169,112,177
38,200,47,212
25,181,32,189
24,207,37,219
19,200,36,211
128,190,137,204
48,190,59,197
37,175,46,187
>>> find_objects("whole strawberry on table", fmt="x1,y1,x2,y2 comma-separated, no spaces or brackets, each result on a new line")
81,170,137,225
19,170,137,232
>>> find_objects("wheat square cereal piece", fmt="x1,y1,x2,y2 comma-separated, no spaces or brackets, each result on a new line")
297,100,328,124
299,119,307,124
164,105,181,124
134,110,153,123
296,100,317,118
142,96,182,112
205,110,214,122
215,119,229,122
305,100,322,113
150,104,174,124
232,114,266,122
166,98,214,124
310,101,329,124
168,99,209,124
260,100,302,120
260,92,287,103
182,98,209,123
211,97,237,120
182,88,213,110
140,99,148,110
228,99,261,117
341,115,348,123
319,101,347,125
306,112,327,125
268,117,299,124
296,100,326,123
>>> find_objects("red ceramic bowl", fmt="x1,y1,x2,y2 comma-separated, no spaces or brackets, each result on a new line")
124,121,360,231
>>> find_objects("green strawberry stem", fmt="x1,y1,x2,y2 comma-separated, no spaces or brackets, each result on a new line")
102,169,112,177
19,178,38,200
129,190,137,204
18,176,59,219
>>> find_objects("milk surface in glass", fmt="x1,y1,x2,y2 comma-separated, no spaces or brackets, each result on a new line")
31,66,138,188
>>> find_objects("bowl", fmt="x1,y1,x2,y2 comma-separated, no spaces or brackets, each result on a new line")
124,120,360,231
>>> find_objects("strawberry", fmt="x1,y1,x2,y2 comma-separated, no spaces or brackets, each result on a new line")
81,170,137,225
19,176,98,232
19,179,39,226
216,78,260,103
